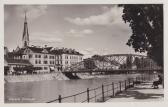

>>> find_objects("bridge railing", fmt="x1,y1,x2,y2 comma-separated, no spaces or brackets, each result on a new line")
47,74,157,103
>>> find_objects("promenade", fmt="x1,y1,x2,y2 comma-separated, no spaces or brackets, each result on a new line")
106,82,164,102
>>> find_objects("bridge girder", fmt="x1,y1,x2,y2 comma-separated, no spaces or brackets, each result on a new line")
63,54,161,72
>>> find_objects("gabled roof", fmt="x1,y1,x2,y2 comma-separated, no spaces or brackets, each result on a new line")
13,46,51,54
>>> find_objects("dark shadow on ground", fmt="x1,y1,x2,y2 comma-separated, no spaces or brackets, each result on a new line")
113,89,163,100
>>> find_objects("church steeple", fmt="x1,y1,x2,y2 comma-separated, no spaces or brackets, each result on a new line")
22,12,29,48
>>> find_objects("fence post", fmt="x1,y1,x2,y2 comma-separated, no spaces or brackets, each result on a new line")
119,81,122,92
125,80,127,90
87,88,90,103
58,95,62,103
102,84,105,102
132,78,134,87
128,79,130,88
112,82,115,96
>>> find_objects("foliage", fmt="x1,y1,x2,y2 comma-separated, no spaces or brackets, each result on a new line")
133,57,141,68
92,54,105,61
126,55,132,69
84,58,97,70
121,4,163,66
4,66,9,75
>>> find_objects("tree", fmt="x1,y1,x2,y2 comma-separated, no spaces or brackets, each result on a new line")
134,57,141,69
84,58,97,70
121,4,163,67
126,55,132,69
4,66,9,75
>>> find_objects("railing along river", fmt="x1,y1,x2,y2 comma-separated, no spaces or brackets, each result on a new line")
47,74,156,103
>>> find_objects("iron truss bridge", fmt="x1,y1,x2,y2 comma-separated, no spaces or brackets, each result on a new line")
62,54,163,74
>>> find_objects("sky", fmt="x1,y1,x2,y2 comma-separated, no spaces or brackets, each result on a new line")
4,5,146,58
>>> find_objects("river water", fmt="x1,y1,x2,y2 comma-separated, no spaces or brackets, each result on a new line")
5,74,141,103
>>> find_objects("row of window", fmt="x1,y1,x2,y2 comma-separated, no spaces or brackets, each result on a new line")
34,54,61,59
65,61,78,65
35,60,64,65
65,55,82,60
34,54,55,59
55,61,62,65
35,60,55,64
26,54,82,61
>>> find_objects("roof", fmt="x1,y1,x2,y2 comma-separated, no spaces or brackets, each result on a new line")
51,49,83,56
8,52,23,58
28,46,43,53
5,58,32,65
44,47,53,52
12,48,26,55
8,46,83,56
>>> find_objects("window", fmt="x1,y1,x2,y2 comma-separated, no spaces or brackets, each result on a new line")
44,55,48,58
35,54,38,58
50,56,54,59
29,54,32,58
44,61,48,64
50,61,54,64
50,61,53,64
65,61,68,64
65,55,67,59
39,55,41,58
39,60,41,64
44,67,48,70
35,60,38,64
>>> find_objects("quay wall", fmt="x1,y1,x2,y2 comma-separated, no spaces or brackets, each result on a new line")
5,72,69,83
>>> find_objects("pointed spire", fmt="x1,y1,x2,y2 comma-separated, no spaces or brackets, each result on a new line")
22,11,29,48
24,10,27,23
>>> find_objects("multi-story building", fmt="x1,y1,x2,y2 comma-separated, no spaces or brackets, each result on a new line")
51,48,83,70
6,46,83,73
4,13,83,74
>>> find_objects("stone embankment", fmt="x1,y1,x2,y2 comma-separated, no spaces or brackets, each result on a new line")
5,72,69,83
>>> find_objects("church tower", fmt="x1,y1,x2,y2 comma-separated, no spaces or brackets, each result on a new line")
22,13,29,48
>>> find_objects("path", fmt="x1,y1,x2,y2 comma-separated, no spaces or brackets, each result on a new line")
106,83,164,102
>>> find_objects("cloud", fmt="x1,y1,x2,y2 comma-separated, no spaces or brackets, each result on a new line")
65,5,123,26
80,48,98,58
30,32,63,44
67,29,94,37
15,5,48,20
80,48,111,58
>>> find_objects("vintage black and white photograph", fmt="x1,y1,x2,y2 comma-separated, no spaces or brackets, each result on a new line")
4,4,164,103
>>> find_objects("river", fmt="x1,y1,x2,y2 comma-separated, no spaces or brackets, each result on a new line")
5,74,141,103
